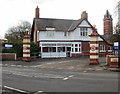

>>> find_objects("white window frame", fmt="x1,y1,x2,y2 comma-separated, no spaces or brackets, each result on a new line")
71,43,81,53
100,45,106,52
80,28,88,36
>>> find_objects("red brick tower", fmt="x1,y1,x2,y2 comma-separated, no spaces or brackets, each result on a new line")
103,10,113,35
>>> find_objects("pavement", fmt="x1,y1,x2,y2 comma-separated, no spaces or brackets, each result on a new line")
2,57,119,93
2,57,119,72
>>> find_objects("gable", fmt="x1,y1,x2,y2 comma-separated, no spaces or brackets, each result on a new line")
79,20,91,27
68,19,93,31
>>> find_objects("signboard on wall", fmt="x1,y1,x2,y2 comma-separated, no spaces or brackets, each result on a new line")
114,42,120,50
91,45,96,51
4,44,13,49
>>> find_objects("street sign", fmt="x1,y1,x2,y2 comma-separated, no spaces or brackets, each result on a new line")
4,44,13,49
114,42,120,50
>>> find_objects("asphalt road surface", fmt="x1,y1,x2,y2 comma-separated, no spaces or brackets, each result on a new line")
2,66,118,93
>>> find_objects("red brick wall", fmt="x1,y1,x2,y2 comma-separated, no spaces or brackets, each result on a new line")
1,53,16,60
82,41,90,56
99,41,113,56
71,53,82,57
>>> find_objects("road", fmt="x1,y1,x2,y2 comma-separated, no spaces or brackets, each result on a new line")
2,66,118,93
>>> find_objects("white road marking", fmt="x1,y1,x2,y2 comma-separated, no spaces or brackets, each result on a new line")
3,69,64,79
4,64,8,66
83,71,87,73
88,68,92,70
10,65,16,67
34,91,44,94
37,91,43,93
23,66,28,68
17,65,22,67
96,69,102,71
63,77,69,80
63,75,74,80
4,86,29,93
68,75,74,78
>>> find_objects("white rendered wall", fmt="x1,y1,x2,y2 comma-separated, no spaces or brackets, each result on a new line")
38,20,103,42
41,52,66,58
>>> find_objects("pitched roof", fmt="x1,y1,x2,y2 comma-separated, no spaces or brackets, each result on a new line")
34,18,76,31
68,18,93,31
34,18,93,32
68,19,83,31
101,34,112,40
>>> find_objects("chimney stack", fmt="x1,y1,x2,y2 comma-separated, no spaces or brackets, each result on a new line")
81,11,88,20
35,6,39,19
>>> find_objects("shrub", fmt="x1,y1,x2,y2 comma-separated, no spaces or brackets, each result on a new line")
2,41,39,57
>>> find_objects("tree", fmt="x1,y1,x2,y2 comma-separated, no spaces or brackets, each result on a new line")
5,21,31,43
110,1,120,43
117,1,120,25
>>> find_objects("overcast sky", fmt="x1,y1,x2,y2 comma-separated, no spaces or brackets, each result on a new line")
0,0,118,39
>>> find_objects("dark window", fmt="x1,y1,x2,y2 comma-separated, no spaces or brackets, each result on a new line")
75,48,78,52
80,28,88,36
43,47,48,52
72,44,74,47
75,44,78,47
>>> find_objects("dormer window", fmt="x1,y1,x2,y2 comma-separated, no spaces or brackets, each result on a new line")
46,27,55,31
80,28,88,36
46,27,55,37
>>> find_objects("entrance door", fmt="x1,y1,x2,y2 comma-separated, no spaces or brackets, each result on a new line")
66,47,71,57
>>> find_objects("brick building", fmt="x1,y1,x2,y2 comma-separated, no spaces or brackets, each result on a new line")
31,6,113,58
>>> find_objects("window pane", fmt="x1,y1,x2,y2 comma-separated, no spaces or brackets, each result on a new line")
75,48,78,52
81,32,82,36
43,47,48,52
75,44,78,47
83,32,85,36
86,32,87,36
